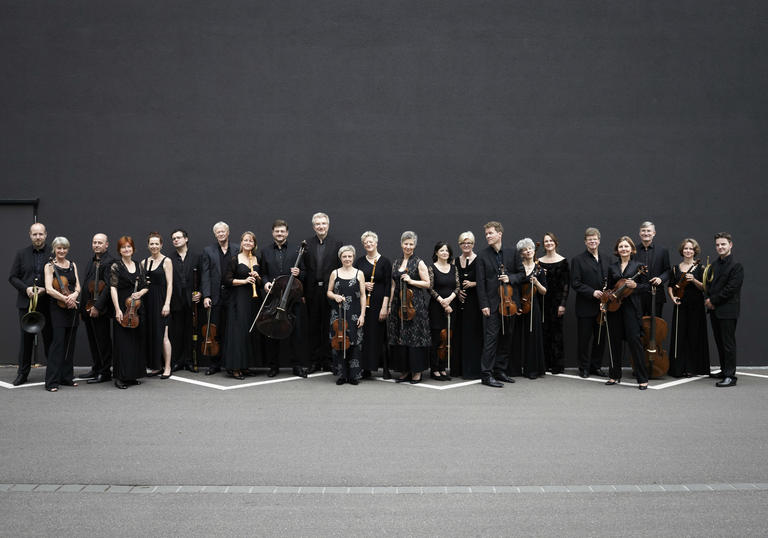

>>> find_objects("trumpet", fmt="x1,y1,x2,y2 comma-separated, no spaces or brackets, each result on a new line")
21,279,46,334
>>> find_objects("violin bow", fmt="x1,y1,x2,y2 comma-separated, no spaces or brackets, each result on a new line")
249,278,275,333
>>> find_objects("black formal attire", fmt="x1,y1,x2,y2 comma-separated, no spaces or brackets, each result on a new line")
509,265,547,379
222,257,262,371
475,245,523,381
387,257,431,374
428,263,460,374
329,269,363,381
260,241,308,370
705,254,743,379
169,249,200,371
9,243,53,379
570,250,609,375
80,252,114,378
539,258,569,374
636,242,671,318
143,257,170,371
110,260,147,383
454,256,482,379
46,263,79,390
201,241,237,368
354,255,392,374
668,264,710,377
605,260,649,384
304,234,343,370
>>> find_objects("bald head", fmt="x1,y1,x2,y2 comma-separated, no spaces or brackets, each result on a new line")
29,223,46,249
92,233,109,255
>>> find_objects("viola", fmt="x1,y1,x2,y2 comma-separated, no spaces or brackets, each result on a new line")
254,241,307,340
201,306,219,357
398,279,415,321
331,304,350,354
84,258,104,313
498,264,518,317
519,262,545,316
120,277,141,328
52,273,74,309
672,260,700,300
600,265,647,312
641,285,669,378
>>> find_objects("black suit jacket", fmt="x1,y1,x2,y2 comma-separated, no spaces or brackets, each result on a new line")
201,242,237,306
79,252,115,315
570,250,610,318
476,244,522,312
303,234,343,291
171,250,201,311
635,243,671,304
9,244,49,309
705,254,743,319
607,259,649,313
261,241,306,284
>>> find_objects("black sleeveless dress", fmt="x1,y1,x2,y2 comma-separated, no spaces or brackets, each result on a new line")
329,269,363,380
46,263,79,389
144,257,169,371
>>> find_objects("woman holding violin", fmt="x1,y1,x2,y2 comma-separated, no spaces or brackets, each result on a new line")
387,231,431,384
428,241,460,381
43,237,81,392
142,232,173,378
454,231,481,379
510,238,547,379
604,236,650,389
538,232,569,374
110,236,149,389
327,245,366,385
222,231,262,379
354,231,392,379
667,238,710,377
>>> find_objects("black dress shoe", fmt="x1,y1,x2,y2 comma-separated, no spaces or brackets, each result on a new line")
481,377,503,388
590,368,607,377
205,365,220,376
306,363,321,374
231,370,245,380
578,370,589,378
382,369,392,380
494,372,516,384
716,377,737,387
12,374,28,386
348,378,359,385
114,380,128,389
550,368,564,375
361,370,371,379
267,367,279,377
80,370,97,379
293,367,308,378
527,373,538,380
709,372,726,379
336,377,346,385
87,374,112,384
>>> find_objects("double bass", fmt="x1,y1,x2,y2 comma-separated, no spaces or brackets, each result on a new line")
641,285,669,378
253,241,307,339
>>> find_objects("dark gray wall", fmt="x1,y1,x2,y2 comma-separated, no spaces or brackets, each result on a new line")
2,1,766,365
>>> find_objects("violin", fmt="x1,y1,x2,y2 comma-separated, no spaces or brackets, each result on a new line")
52,273,74,309
331,303,350,355
120,277,141,328
398,277,415,321
201,306,219,356
640,285,669,378
519,261,545,316
85,259,106,313
672,259,700,300
254,241,307,340
436,313,452,366
498,264,518,317
600,265,647,312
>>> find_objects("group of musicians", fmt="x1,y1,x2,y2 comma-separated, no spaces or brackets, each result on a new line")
8,216,744,391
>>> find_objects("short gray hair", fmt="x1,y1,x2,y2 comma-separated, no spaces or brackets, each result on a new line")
338,245,356,259
516,237,535,252
51,236,70,250
360,230,378,244
312,212,329,224
212,221,229,233
639,221,655,230
400,231,418,245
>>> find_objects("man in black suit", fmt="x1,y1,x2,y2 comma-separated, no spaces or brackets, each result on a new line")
201,221,237,375
570,227,609,378
169,228,201,372
8,222,53,386
79,233,115,383
303,212,343,374
636,221,671,318
260,219,308,378
705,232,743,388
475,221,523,387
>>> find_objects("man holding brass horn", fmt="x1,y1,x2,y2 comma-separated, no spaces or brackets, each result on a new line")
9,222,53,386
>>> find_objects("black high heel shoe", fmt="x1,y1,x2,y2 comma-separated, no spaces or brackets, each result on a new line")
605,379,621,386
638,383,648,390
395,373,412,383
114,380,128,389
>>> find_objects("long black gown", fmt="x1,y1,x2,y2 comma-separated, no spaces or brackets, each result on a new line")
387,257,431,374
46,263,79,389
329,269,363,381
668,264,710,376
454,255,482,379
144,256,169,371
539,258,569,373
509,266,547,379
354,255,392,373
110,260,147,382
428,263,460,373
222,258,262,371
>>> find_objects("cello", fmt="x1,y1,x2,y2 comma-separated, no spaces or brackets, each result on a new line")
253,241,307,339
641,285,669,378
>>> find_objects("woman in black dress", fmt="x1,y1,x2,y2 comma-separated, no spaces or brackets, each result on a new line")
667,238,710,377
428,241,460,380
222,231,262,379
43,237,81,392
538,232,569,374
142,232,173,378
454,231,482,379
510,238,547,379
387,231,431,384
604,236,650,390
110,236,149,389
327,245,366,385
354,231,392,379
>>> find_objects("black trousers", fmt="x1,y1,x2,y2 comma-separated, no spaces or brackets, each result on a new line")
606,304,648,384
46,325,77,388
306,283,332,366
710,316,737,378
480,312,514,378
83,312,112,376
576,316,606,373
17,308,53,378
169,306,195,368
